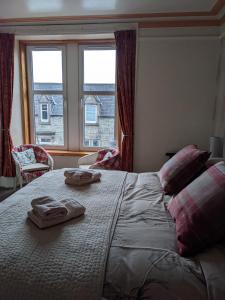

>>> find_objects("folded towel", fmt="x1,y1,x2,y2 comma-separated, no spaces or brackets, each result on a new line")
65,172,101,186
64,168,95,179
31,196,68,220
28,199,86,229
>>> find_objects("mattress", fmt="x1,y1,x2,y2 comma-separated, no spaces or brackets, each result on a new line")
0,169,224,300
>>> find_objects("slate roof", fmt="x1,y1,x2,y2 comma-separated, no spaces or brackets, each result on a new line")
98,96,115,117
34,83,115,117
84,83,115,93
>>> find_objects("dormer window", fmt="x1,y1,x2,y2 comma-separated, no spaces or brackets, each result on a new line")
85,104,97,124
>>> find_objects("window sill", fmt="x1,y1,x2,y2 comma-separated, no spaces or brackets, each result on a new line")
47,150,94,157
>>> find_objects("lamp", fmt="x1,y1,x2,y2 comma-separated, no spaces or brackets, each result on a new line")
209,136,223,158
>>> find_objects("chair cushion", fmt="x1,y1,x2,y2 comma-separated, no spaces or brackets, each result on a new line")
22,163,50,172
13,148,37,166
159,144,210,195
168,161,225,256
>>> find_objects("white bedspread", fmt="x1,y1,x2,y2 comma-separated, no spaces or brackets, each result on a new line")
0,169,127,300
104,172,225,300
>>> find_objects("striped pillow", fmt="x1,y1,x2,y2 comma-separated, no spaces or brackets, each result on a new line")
159,145,210,195
168,162,225,256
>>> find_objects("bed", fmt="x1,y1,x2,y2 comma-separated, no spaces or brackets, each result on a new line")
0,169,224,300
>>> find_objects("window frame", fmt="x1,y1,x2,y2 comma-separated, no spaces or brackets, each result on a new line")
26,45,68,150
79,44,117,151
20,39,120,154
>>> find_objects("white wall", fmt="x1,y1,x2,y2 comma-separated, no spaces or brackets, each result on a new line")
11,40,23,145
134,32,220,172
213,37,225,140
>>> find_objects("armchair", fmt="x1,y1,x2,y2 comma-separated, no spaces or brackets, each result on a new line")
12,144,54,188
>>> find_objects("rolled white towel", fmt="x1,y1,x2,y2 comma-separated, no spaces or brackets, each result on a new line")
28,198,86,229
65,172,101,186
31,196,68,220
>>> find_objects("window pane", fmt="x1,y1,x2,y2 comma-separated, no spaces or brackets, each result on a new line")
83,95,116,148
34,94,64,146
83,50,116,92
32,50,63,91
42,110,48,121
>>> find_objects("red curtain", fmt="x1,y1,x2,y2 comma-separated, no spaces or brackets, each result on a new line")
0,33,15,177
114,30,136,172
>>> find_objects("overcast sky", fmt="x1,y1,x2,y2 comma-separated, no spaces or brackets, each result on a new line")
32,49,116,84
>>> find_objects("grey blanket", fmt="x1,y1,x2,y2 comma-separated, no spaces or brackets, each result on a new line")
0,169,127,300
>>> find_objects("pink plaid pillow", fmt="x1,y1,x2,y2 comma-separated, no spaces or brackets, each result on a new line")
168,162,225,256
91,149,121,170
159,145,210,195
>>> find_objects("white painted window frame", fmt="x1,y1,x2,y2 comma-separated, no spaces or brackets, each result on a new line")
79,44,117,151
26,45,68,150
26,42,117,152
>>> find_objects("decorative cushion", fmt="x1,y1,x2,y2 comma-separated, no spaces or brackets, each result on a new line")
90,148,121,170
168,162,225,256
21,163,50,172
103,151,113,161
96,149,112,162
13,144,49,164
13,148,37,166
159,145,210,195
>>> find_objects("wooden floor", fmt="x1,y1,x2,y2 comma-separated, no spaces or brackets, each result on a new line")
0,188,15,202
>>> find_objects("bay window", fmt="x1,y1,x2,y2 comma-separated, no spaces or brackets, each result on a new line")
25,41,117,151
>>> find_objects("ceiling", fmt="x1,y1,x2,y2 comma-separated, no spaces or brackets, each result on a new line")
0,0,218,19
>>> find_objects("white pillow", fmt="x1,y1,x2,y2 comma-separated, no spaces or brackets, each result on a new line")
14,148,37,166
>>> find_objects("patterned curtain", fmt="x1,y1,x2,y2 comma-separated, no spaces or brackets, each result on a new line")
114,30,136,172
0,33,15,177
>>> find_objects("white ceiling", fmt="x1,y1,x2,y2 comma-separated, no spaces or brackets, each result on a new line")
0,0,217,19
